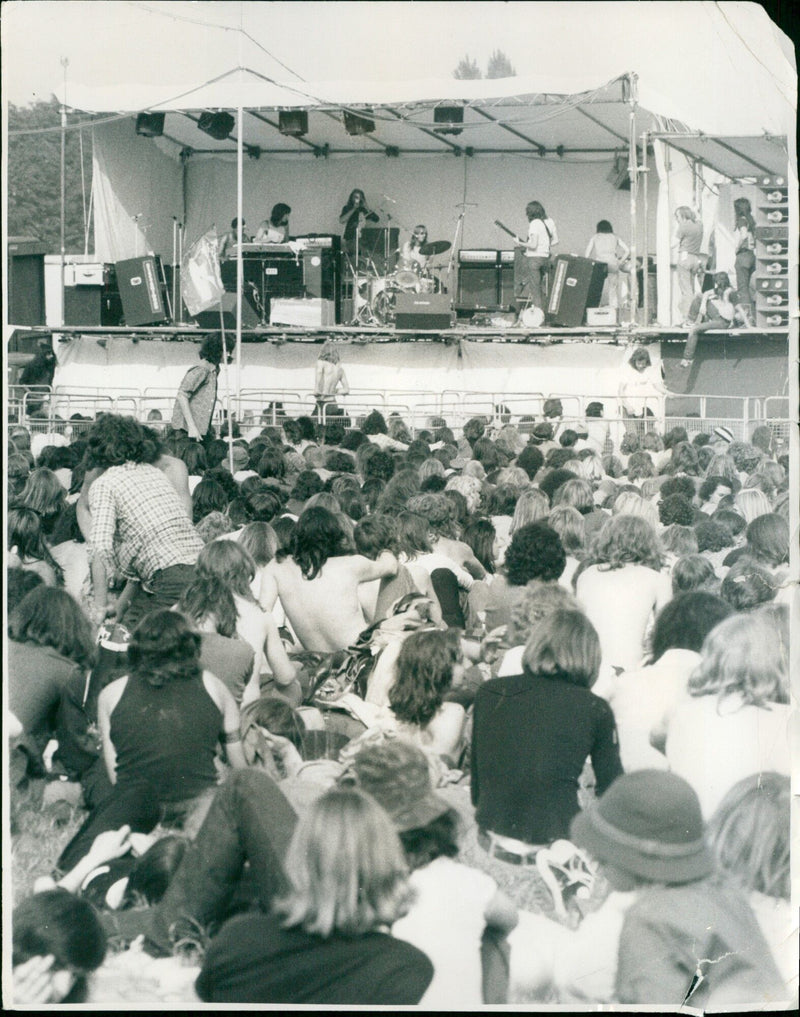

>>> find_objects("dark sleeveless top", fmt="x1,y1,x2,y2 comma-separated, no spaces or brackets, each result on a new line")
110,674,222,803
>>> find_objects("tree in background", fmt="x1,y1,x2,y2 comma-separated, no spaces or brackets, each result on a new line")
453,50,516,80
487,49,516,78
453,55,482,80
8,97,93,252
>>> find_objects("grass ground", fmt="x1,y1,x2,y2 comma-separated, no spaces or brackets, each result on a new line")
10,778,84,907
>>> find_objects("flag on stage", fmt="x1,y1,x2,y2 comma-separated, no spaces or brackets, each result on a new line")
181,226,224,317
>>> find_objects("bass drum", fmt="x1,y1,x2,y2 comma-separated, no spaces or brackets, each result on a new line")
519,305,545,327
392,269,421,293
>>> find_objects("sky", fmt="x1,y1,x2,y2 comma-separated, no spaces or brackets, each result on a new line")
1,1,795,136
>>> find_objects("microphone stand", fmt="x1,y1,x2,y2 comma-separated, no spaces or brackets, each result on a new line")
445,209,467,308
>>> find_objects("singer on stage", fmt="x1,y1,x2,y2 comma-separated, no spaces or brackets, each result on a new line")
339,188,379,259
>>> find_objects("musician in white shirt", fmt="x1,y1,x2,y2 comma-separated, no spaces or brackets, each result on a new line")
255,203,291,243
514,201,558,313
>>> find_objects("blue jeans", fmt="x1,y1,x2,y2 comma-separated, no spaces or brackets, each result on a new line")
108,770,298,954
514,256,549,310
119,563,197,630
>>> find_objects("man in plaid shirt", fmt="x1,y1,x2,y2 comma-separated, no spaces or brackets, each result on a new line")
86,414,203,629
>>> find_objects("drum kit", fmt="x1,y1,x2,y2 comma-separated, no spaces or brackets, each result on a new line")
353,240,451,325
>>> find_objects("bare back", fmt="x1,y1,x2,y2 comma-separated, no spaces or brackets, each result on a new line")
576,563,672,673
264,552,396,652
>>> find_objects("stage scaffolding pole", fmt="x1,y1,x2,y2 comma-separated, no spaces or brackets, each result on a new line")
59,58,69,332
642,130,650,325
235,101,243,434
626,72,639,327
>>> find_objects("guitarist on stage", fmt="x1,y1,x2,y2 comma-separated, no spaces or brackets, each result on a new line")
512,201,558,315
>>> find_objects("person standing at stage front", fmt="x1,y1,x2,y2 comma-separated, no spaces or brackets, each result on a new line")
339,188,379,264
514,201,558,314
85,414,204,630
172,332,227,444
672,206,703,321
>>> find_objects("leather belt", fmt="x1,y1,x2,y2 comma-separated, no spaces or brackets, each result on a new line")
477,828,541,866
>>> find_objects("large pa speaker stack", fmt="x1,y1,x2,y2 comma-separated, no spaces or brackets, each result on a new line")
115,256,169,326
546,256,607,326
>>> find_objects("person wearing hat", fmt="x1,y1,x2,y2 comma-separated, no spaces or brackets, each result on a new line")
567,770,786,1007
348,739,518,1007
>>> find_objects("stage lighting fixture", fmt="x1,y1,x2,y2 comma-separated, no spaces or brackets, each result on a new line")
278,111,309,137
198,111,235,141
344,110,375,135
136,113,165,137
433,106,464,135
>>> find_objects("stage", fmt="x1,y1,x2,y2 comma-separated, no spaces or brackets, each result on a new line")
9,322,788,439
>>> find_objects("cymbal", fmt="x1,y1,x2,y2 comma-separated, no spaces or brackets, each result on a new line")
419,240,451,256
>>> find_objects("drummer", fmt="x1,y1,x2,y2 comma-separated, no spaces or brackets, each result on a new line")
399,225,429,273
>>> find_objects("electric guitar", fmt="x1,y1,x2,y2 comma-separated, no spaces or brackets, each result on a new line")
494,220,522,244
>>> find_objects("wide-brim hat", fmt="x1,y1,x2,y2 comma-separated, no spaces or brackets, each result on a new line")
351,738,450,832
713,426,734,444
570,770,713,885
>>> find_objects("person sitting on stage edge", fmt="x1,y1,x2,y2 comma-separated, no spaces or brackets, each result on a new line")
255,204,291,244
680,272,741,368
172,332,229,445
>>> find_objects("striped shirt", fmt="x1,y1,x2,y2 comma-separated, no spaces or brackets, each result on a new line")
88,462,202,583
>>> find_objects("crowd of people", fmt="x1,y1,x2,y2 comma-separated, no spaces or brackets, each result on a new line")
6,372,796,1006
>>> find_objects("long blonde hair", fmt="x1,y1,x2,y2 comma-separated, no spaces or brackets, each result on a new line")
276,787,412,937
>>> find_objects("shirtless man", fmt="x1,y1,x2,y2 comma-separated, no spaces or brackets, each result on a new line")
313,342,349,420
260,506,398,652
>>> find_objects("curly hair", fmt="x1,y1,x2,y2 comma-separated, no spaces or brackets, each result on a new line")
658,493,696,527
291,470,324,502
688,606,788,707
515,444,544,480
626,451,655,482
503,522,566,585
406,492,458,540
728,441,762,474
506,579,580,648
9,586,96,670
363,448,395,483
444,474,482,515
288,505,349,579
86,414,150,468
126,609,202,688
584,514,663,572
462,416,487,445
694,519,734,553
389,628,462,727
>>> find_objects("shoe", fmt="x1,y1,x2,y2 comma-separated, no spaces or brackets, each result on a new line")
536,839,597,923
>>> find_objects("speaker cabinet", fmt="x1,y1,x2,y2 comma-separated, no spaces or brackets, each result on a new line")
499,263,515,308
64,286,102,326
395,293,453,330
193,292,260,329
457,265,499,309
547,256,607,326
115,256,168,325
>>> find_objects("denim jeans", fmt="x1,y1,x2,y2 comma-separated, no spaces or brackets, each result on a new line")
119,564,197,630
143,770,297,953
734,249,756,309
514,256,549,310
